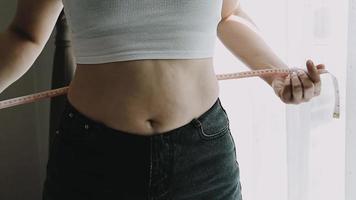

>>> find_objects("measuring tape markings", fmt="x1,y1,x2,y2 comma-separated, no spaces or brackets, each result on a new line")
0,68,340,118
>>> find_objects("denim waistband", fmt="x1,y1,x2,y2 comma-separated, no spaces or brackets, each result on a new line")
59,96,229,140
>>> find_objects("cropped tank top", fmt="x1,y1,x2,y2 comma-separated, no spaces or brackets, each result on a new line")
61,0,223,64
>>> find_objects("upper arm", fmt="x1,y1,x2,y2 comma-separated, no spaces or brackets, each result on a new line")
7,0,64,46
221,0,241,21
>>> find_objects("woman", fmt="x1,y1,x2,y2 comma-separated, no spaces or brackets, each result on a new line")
0,0,325,199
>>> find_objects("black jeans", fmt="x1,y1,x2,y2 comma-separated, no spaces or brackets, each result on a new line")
42,97,242,200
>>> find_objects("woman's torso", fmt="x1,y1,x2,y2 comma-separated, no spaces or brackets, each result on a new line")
67,58,220,136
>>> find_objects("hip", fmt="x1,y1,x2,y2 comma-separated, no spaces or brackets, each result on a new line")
43,97,242,200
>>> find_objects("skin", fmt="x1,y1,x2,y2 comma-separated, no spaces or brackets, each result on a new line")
0,0,324,136
217,0,325,104
272,61,324,104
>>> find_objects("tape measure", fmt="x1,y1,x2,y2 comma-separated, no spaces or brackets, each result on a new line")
0,68,340,118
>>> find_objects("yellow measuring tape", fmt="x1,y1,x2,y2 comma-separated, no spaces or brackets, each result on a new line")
0,68,340,118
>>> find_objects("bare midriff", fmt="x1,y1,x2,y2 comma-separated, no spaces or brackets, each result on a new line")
67,58,220,136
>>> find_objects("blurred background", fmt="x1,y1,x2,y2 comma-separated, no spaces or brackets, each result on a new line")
0,0,354,200
214,0,349,200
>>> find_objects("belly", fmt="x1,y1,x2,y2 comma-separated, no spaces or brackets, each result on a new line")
67,58,220,136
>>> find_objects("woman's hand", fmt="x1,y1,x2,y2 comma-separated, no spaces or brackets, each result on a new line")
271,60,326,104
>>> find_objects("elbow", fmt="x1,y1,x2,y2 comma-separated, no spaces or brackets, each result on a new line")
7,23,41,45
217,10,237,39
217,4,242,36
219,1,242,24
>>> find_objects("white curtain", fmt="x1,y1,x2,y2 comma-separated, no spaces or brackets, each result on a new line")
346,0,356,200
214,0,347,199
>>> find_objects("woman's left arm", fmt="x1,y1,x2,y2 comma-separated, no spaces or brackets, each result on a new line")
217,0,325,104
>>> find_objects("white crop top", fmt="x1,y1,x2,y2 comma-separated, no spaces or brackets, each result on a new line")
61,0,223,64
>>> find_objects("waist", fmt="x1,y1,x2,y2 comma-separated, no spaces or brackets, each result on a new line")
66,58,220,135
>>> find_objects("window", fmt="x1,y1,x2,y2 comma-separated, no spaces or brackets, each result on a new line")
214,0,348,199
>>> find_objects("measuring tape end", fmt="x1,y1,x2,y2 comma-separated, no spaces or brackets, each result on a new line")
333,112,340,119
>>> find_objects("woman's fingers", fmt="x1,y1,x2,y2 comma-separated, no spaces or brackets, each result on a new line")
272,77,283,99
296,70,315,101
306,60,321,83
272,61,324,104
306,60,323,96
290,71,303,104
280,74,293,104
316,63,325,69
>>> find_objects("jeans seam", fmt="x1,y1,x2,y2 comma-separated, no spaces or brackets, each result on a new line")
148,137,153,198
167,136,174,200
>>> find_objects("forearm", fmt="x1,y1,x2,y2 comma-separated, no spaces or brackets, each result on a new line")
0,29,43,93
217,7,289,86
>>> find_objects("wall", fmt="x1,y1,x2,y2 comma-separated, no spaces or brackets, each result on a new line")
0,1,56,199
